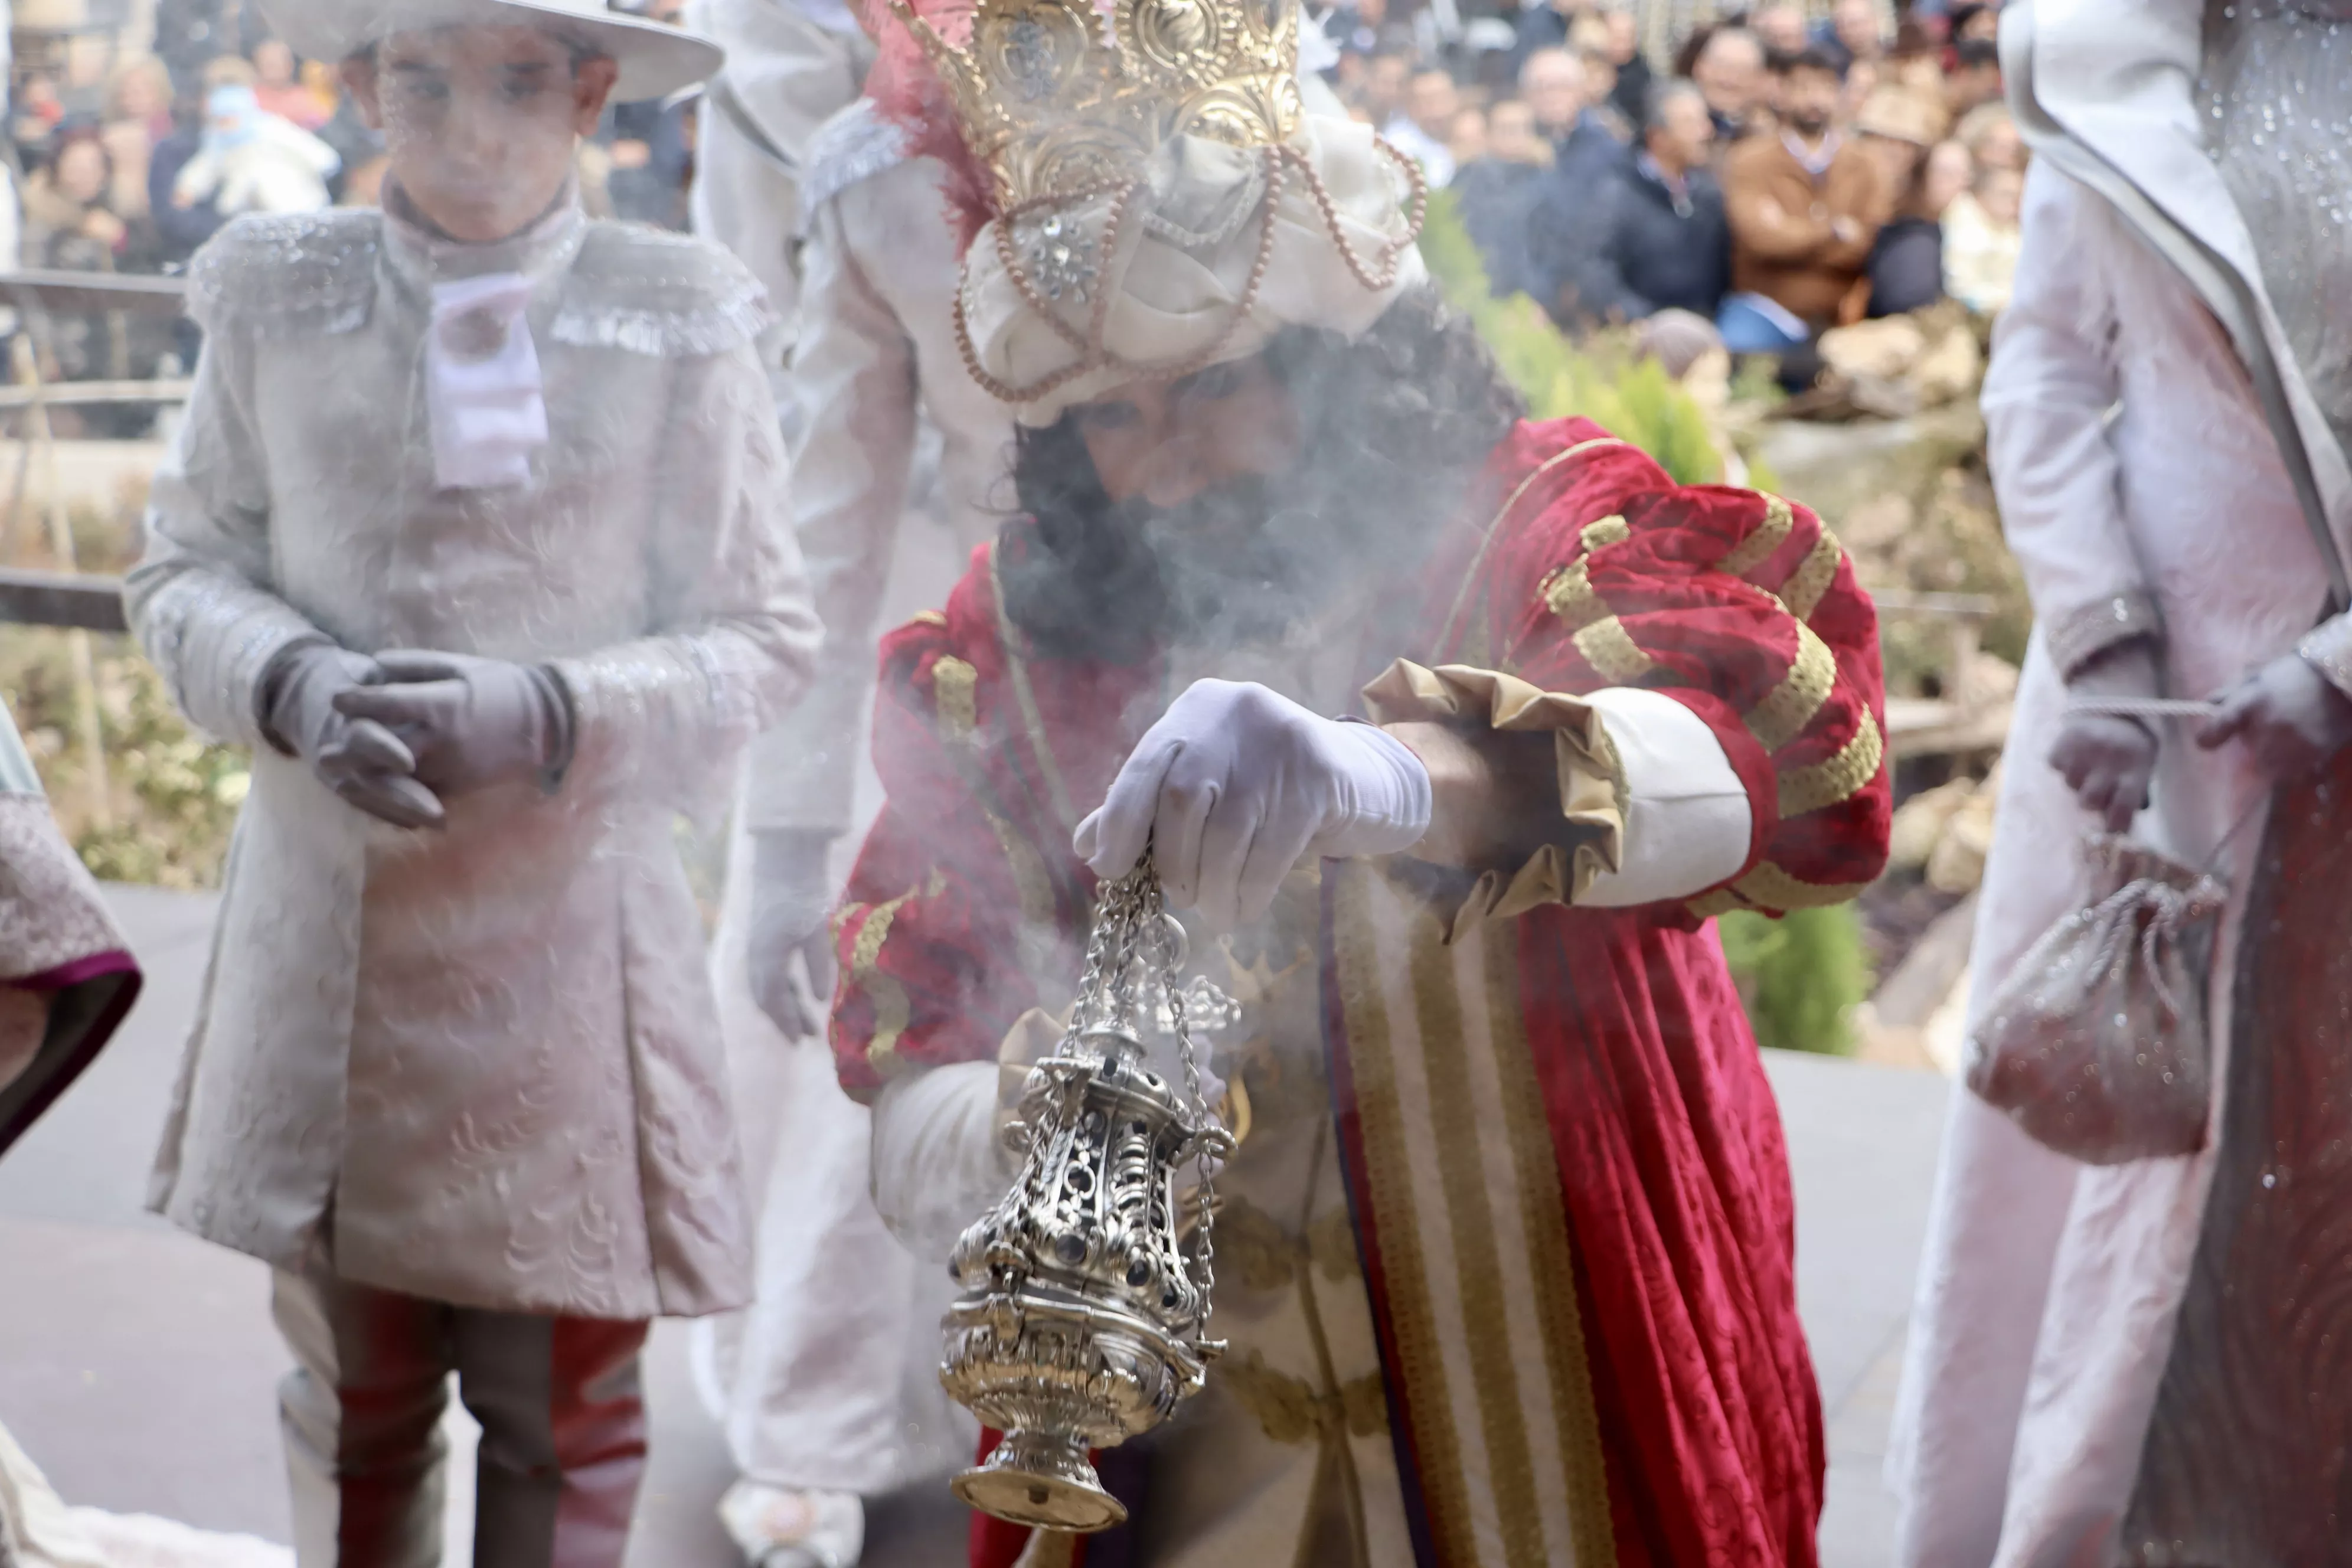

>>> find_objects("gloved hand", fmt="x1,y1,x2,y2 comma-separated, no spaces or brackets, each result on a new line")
257,641,445,830
2197,651,2352,779
1074,678,1432,930
2049,639,2161,832
333,649,572,798
747,828,839,1040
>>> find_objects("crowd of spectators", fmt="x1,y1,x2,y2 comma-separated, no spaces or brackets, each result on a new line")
1312,0,2028,382
2,0,704,402
0,0,2025,402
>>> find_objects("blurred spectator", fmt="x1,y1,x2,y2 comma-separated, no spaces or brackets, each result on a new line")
22,128,166,395
1816,0,1886,70
1520,45,1585,147
101,58,175,222
172,64,337,217
1550,79,1729,328
1448,104,1489,168
1946,1,2003,44
1319,0,1403,60
315,88,386,204
1752,3,1809,57
1567,19,1632,141
1718,45,1885,349
1953,100,2023,173
1452,96,1551,294
1520,46,1621,172
1853,89,1946,315
13,74,64,161
148,92,227,270
1384,66,1462,187
1362,50,1414,128
1943,38,2003,119
23,128,149,275
153,0,233,98
1941,159,2021,312
1599,7,1654,126
1511,0,1578,70
600,96,695,227
250,37,332,130
1882,21,1952,143
1690,27,1767,145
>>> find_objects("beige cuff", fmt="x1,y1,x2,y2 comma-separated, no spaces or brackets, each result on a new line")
1363,660,1627,940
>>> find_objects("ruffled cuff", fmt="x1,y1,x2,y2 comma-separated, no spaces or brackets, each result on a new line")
2299,611,2352,701
1361,661,1627,939
2046,590,2164,682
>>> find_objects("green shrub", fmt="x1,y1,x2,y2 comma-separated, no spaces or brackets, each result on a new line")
1717,906,1873,1056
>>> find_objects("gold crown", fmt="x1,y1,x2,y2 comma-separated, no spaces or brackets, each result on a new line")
883,0,1304,210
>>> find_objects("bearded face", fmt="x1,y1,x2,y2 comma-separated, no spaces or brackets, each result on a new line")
997,288,1527,668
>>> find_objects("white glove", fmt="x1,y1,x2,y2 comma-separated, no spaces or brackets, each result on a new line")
1074,678,1432,930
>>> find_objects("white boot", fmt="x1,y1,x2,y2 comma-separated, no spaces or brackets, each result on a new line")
717,1481,865,1568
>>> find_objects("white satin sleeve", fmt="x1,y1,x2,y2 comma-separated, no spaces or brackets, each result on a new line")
1575,687,1755,908
868,1059,1014,1263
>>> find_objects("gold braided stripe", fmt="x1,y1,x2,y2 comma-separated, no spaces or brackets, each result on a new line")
1778,711,1886,819
855,871,943,1072
1781,529,1844,622
1482,935,1617,1566
1541,559,1608,632
1580,513,1630,551
1732,860,1873,913
988,542,1079,829
1572,618,1656,685
1717,493,1795,579
1329,864,1482,1567
910,607,948,628
1685,888,1749,921
1410,920,1551,1566
1438,437,1628,650
1745,621,1838,753
932,655,979,742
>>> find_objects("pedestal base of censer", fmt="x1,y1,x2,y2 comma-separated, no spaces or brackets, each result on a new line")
952,1430,1129,1533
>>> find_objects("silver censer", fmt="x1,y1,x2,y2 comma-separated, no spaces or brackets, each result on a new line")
939,860,1240,1533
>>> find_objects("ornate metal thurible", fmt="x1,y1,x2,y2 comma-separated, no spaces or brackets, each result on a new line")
940,862,1238,1533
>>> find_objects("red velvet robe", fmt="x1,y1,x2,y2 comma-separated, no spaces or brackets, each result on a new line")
830,417,1891,1566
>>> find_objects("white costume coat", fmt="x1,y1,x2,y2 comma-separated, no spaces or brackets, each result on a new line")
1887,1,2352,1560
692,102,1010,1491
129,205,816,1321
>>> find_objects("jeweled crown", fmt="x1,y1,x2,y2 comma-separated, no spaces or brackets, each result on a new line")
881,0,1304,210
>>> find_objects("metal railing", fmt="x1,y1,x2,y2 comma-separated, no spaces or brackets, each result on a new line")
0,567,128,633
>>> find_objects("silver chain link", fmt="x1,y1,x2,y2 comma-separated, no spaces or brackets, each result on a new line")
1090,856,1221,1334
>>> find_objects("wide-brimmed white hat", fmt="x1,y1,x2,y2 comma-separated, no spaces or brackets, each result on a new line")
261,0,723,102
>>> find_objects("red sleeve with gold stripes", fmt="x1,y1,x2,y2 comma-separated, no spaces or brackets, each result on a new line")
829,599,1056,1104
1441,418,1891,919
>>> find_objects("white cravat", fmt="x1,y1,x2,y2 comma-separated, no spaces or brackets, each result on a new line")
426,272,548,491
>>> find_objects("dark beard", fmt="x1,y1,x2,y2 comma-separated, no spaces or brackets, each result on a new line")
995,289,1529,666
1122,474,1361,650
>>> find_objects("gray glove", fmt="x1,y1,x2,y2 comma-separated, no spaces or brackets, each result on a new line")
749,828,838,1040
2196,652,2352,779
2050,639,2161,832
334,649,574,798
256,641,446,830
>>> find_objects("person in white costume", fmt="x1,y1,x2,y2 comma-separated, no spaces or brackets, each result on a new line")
687,0,874,364
690,9,1012,1563
1888,1,2352,1563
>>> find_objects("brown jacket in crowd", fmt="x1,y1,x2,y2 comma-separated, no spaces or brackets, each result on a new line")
1720,131,1888,327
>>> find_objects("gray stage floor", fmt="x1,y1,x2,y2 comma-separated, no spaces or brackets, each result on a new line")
0,884,1948,1567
